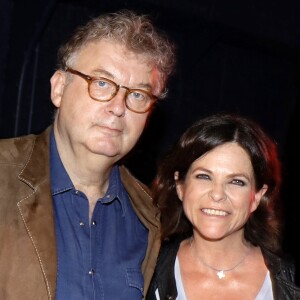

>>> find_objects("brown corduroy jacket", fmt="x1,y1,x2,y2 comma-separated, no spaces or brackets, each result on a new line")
0,126,160,299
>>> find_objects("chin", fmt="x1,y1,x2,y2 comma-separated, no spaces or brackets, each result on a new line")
93,148,121,158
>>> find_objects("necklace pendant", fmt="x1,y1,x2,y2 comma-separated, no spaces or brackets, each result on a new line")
217,270,225,279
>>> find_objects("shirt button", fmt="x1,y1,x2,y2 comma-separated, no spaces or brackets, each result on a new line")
92,220,96,226
79,221,85,226
88,269,95,275
75,190,79,194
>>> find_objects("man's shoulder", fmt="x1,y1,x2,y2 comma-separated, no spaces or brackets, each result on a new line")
119,165,152,198
0,127,51,164
119,165,160,223
0,134,36,162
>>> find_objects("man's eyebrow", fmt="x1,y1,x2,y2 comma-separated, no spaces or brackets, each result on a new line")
92,68,114,78
92,68,153,90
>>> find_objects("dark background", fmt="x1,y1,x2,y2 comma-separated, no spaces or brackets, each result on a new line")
1,0,300,282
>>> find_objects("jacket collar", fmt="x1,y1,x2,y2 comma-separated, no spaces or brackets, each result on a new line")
119,165,159,228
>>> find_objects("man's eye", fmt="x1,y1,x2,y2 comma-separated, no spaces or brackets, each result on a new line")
127,91,151,104
95,80,109,88
130,91,146,100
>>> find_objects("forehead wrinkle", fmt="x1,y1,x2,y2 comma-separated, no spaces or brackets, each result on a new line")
91,68,115,78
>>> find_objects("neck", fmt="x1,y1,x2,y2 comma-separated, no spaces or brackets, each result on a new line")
189,236,251,279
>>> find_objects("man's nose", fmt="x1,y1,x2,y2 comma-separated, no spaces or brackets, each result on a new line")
106,87,128,117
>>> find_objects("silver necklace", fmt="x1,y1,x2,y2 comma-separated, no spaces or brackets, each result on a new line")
189,237,249,279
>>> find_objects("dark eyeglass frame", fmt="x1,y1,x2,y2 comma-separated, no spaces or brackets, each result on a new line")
65,67,158,113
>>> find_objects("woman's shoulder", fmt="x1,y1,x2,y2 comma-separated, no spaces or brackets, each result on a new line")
262,248,296,274
262,248,300,297
155,236,187,269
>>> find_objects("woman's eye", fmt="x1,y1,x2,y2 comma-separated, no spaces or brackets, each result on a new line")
231,179,245,186
196,174,210,180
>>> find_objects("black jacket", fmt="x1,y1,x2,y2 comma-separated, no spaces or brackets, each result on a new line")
146,236,300,300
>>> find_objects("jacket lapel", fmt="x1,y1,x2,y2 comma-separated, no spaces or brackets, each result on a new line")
17,127,57,299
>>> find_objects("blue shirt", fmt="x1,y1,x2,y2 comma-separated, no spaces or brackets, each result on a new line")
50,132,148,300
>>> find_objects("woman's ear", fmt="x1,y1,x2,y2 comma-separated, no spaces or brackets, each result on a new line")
251,184,268,213
50,70,66,108
174,171,183,201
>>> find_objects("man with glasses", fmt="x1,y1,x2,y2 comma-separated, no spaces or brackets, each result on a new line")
0,10,176,300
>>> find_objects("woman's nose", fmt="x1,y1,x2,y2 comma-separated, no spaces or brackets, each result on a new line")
208,184,227,201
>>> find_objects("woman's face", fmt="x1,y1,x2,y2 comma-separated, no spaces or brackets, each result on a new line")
175,142,267,241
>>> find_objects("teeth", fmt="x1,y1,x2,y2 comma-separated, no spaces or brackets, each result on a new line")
202,208,228,216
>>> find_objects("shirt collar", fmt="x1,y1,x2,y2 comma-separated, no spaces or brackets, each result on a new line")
50,129,74,194
99,164,129,216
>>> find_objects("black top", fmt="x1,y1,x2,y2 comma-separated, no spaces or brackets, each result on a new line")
146,236,300,300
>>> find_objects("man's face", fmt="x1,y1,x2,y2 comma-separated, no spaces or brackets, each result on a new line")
50,40,160,163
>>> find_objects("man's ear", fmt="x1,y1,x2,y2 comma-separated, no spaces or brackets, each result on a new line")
50,70,66,108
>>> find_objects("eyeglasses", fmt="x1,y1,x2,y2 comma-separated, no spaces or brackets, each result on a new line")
65,68,158,113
